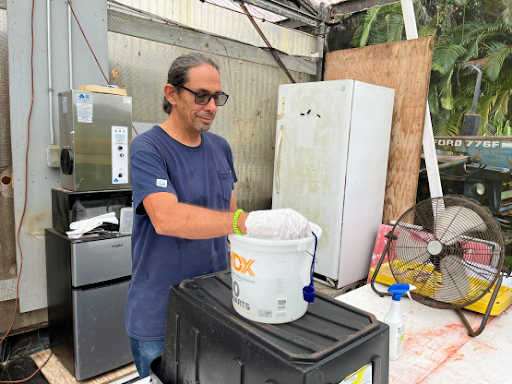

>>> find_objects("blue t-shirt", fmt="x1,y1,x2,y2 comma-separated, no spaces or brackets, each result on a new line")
126,125,237,340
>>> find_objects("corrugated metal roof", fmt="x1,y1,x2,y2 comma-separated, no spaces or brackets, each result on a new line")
114,0,316,56
205,0,347,23
309,0,344,6
204,0,287,22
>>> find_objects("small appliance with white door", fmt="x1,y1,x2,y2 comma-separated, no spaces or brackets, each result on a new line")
272,79,395,289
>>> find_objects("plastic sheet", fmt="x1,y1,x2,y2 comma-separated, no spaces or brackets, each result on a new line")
245,208,312,240
67,212,118,239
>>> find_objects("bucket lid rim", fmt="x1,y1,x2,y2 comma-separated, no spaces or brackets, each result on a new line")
228,222,321,246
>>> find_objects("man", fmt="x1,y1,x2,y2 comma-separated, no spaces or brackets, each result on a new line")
126,52,310,377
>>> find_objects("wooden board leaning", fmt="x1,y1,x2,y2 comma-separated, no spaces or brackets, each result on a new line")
324,37,435,223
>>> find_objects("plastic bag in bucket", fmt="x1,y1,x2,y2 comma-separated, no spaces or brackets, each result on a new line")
228,223,322,324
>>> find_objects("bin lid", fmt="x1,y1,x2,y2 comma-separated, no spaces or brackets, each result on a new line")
180,271,383,364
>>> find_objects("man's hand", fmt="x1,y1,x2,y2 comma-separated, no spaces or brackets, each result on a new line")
243,208,312,240
143,193,309,241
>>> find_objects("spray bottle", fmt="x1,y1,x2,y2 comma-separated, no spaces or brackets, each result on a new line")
384,283,416,360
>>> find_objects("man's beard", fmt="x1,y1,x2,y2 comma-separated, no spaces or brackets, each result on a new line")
193,123,210,132
193,113,215,132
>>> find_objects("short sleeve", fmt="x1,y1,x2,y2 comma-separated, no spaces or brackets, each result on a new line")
226,143,238,185
130,140,177,215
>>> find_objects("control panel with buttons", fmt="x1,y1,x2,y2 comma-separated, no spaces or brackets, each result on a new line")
111,126,129,184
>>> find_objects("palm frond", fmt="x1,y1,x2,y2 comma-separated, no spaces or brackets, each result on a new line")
432,110,460,136
432,113,449,136
385,13,405,42
478,94,499,131
368,18,389,45
432,44,466,74
458,78,479,98
495,72,512,115
504,0,512,28
352,14,365,47
431,71,452,97
359,6,399,47
440,70,456,109
446,110,465,135
493,77,512,115
359,8,381,47
453,96,474,113
482,41,512,81
428,86,440,116
418,24,438,38
414,1,433,26
463,22,510,58
350,0,512,138
478,94,498,114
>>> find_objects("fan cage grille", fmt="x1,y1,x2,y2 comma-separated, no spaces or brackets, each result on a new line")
388,197,504,309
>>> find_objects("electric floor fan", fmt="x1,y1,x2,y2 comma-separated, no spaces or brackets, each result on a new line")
371,196,505,336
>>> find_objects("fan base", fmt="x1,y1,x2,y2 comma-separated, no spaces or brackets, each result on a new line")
370,263,512,316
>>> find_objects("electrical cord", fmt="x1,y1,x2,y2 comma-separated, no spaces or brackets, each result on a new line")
3,0,35,349
66,0,139,135
4,1,142,380
1,341,12,381
0,2,53,382
0,350,52,383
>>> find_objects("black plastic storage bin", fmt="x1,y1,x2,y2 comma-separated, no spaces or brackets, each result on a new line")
151,271,389,384
154,271,389,384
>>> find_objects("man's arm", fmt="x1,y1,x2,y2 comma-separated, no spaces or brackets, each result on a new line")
143,192,247,239
230,190,237,212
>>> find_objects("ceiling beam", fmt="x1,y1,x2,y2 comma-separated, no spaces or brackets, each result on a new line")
331,0,399,16
236,0,319,26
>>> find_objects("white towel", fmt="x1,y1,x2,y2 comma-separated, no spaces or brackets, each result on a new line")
67,212,119,239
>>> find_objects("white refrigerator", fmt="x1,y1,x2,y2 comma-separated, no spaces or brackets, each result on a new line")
272,79,395,289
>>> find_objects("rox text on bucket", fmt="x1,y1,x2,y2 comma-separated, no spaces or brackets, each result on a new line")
231,253,255,276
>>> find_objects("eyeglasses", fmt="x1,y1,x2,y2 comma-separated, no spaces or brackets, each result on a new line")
173,84,229,106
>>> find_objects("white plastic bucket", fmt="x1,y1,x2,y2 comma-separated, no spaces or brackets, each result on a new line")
228,223,322,324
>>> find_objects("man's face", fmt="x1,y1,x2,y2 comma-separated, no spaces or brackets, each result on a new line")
174,64,222,133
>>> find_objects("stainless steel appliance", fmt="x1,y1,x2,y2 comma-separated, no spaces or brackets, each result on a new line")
46,228,133,380
58,90,132,191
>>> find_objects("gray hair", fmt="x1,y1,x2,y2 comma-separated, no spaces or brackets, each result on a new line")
163,52,220,114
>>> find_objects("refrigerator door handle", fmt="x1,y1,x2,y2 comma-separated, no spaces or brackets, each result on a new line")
274,125,284,193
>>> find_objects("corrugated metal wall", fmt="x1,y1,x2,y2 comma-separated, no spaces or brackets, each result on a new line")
0,6,17,282
108,31,312,211
0,2,48,332
114,0,316,57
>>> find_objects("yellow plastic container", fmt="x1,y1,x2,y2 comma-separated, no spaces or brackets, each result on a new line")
369,263,512,316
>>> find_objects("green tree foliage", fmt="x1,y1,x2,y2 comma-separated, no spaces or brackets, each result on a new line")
352,0,512,136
